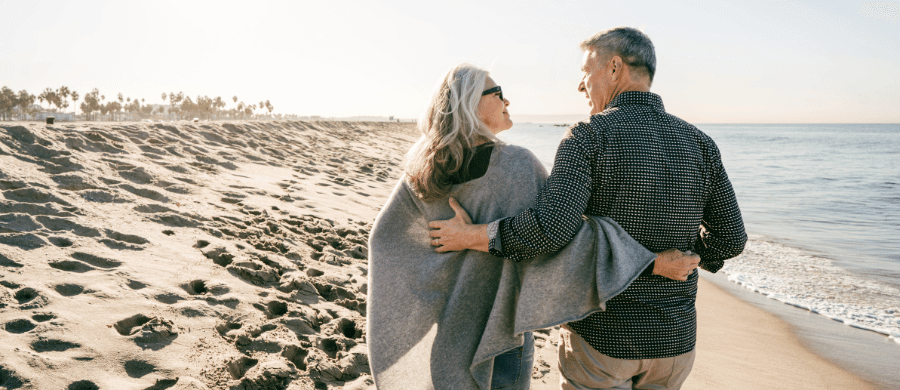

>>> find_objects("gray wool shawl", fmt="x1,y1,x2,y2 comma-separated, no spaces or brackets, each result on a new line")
366,144,655,389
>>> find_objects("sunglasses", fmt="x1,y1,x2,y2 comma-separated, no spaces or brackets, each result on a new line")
481,86,504,101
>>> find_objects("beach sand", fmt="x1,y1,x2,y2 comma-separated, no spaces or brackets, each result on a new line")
0,121,874,389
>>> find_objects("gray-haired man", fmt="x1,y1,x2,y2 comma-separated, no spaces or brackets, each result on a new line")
429,27,746,389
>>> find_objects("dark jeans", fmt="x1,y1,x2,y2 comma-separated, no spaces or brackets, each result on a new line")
491,331,535,390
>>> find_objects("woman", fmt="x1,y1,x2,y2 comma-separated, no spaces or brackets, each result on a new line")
367,64,666,389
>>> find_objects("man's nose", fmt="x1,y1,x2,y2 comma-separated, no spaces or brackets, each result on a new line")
578,80,586,93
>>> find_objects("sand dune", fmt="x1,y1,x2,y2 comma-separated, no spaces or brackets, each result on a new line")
0,120,419,389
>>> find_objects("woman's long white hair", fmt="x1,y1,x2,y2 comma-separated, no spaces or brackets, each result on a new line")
405,64,502,201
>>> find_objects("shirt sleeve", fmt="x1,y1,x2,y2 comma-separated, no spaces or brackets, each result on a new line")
488,129,594,261
693,146,747,272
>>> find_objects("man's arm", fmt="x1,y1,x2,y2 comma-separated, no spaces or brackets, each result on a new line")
693,149,747,272
430,129,594,261
429,199,702,281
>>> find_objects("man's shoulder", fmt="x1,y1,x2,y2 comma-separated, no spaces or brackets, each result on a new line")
589,104,715,141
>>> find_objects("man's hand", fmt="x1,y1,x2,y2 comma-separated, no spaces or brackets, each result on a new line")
653,248,701,281
428,197,489,253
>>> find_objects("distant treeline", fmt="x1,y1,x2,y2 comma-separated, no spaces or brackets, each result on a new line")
0,86,275,121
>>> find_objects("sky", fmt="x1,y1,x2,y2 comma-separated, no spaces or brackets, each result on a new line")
1,0,898,123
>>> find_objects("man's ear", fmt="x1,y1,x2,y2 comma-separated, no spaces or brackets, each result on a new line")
609,56,623,80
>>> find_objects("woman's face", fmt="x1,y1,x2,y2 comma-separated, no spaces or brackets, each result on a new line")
478,77,512,134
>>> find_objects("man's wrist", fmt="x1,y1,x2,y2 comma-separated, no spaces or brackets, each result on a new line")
468,224,490,252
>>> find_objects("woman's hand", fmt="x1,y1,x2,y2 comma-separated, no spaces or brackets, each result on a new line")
428,197,489,253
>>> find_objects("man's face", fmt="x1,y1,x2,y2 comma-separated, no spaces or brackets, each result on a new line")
578,50,612,115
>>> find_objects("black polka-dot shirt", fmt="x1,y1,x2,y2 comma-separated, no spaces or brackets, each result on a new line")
487,91,746,359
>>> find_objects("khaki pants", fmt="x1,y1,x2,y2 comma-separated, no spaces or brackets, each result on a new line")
558,325,695,390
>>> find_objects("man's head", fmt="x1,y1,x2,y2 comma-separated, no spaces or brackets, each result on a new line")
578,27,656,115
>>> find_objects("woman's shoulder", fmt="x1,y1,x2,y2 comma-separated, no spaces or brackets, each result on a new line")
491,144,547,181
494,144,543,168
495,143,538,160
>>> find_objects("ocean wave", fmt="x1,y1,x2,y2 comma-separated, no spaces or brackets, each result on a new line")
722,234,900,345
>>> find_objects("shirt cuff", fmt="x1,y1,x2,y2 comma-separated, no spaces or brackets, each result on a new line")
487,220,503,256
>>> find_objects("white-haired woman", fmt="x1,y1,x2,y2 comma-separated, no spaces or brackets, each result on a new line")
366,64,682,389
368,64,534,390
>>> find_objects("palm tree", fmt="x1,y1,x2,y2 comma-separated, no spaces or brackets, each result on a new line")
214,96,224,120
18,90,35,120
58,86,70,114
71,91,79,118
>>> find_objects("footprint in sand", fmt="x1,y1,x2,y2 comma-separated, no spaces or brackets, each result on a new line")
158,162,191,174
2,187,72,207
49,252,121,273
14,287,49,309
31,338,81,352
0,252,23,268
282,344,310,370
143,378,179,390
49,259,96,273
116,166,155,185
202,247,235,267
0,233,48,250
53,283,86,297
127,279,148,290
226,356,258,380
113,314,179,349
134,204,175,214
31,312,56,322
0,213,42,232
70,252,123,269
123,359,156,378
180,279,209,295
78,189,129,203
0,364,27,389
153,292,185,305
4,318,37,334
329,317,363,340
99,229,150,251
66,379,99,390
258,300,289,319
48,236,74,247
50,173,100,191
35,216,101,237
215,320,244,340
118,184,169,203
149,213,200,228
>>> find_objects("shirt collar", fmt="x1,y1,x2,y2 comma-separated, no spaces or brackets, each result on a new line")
605,91,665,112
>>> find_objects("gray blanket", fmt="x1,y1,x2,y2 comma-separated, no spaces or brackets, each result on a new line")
366,144,655,389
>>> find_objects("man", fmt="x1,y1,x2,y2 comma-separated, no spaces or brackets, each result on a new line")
429,27,746,389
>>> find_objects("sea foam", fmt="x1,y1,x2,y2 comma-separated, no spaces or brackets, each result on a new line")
722,234,900,344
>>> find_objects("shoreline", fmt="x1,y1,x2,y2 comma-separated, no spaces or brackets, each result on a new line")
683,274,877,389
702,271,900,389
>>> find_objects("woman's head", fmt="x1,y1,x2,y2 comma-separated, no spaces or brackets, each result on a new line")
406,64,512,201
419,64,512,142
478,76,513,134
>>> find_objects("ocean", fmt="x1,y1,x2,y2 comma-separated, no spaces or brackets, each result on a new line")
497,122,900,344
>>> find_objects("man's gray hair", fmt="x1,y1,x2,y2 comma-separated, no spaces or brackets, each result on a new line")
580,27,656,83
